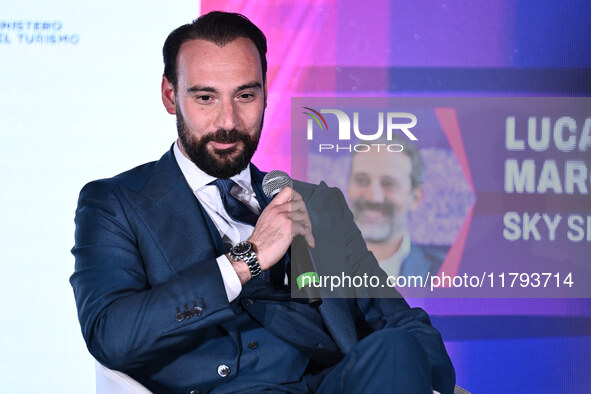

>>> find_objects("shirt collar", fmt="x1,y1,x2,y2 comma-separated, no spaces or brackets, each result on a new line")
173,139,253,193
392,231,411,262
378,231,412,277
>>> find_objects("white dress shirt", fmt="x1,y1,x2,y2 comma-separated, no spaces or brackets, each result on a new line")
173,140,260,302
377,232,411,278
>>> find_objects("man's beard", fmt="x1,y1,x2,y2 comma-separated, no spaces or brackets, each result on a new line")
352,199,399,243
177,108,263,179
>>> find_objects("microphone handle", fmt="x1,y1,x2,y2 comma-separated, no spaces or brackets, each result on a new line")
291,235,322,307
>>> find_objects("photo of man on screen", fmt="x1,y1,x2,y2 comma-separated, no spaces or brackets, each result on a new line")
348,135,449,279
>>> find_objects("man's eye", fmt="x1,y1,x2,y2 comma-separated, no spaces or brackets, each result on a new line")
353,175,370,187
380,179,397,190
238,93,255,101
197,95,212,102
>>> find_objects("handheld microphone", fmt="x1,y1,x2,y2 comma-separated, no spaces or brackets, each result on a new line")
262,170,322,307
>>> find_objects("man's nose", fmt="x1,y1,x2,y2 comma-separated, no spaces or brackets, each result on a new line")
365,182,385,202
215,99,239,130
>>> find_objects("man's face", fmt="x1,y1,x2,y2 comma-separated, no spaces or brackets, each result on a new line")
161,37,266,178
348,151,423,243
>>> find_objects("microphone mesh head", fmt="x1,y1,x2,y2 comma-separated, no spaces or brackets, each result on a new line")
262,170,293,198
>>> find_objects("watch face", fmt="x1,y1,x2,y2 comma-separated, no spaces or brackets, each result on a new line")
232,241,252,256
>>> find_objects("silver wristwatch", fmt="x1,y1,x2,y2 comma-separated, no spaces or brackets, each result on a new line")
229,241,261,277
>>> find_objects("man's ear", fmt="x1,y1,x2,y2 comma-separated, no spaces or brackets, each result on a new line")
264,81,268,108
161,76,176,114
410,185,424,211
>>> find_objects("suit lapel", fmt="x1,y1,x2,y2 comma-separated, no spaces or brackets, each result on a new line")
120,147,225,277
249,164,270,209
400,244,431,277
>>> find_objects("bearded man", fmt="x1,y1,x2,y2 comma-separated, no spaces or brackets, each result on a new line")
70,11,455,394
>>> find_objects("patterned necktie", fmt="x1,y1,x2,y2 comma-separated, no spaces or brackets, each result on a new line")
211,178,272,282
211,178,259,226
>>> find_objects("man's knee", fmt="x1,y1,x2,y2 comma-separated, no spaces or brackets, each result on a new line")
362,328,425,358
321,329,432,393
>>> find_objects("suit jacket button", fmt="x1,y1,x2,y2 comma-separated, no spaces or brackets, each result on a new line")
248,340,258,349
217,364,231,377
190,390,200,394
175,312,185,322
243,298,253,306
193,306,203,316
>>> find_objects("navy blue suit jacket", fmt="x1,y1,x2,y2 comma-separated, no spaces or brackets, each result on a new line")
70,147,455,393
400,243,449,279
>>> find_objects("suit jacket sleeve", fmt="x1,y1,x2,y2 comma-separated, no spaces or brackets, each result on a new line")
330,186,456,394
70,180,235,372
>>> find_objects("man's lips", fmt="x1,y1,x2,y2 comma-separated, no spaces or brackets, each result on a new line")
210,141,238,150
355,208,390,223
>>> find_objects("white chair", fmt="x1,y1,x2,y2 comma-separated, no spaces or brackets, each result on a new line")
95,362,153,394
96,361,469,394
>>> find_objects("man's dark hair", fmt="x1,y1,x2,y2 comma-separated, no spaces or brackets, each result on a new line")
351,134,425,190
163,11,268,89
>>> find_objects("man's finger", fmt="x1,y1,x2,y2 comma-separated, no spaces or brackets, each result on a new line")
291,221,315,248
270,186,293,204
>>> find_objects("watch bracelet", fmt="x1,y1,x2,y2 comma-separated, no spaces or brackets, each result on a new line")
242,252,261,277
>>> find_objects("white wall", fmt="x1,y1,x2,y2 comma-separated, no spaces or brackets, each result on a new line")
0,1,199,391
